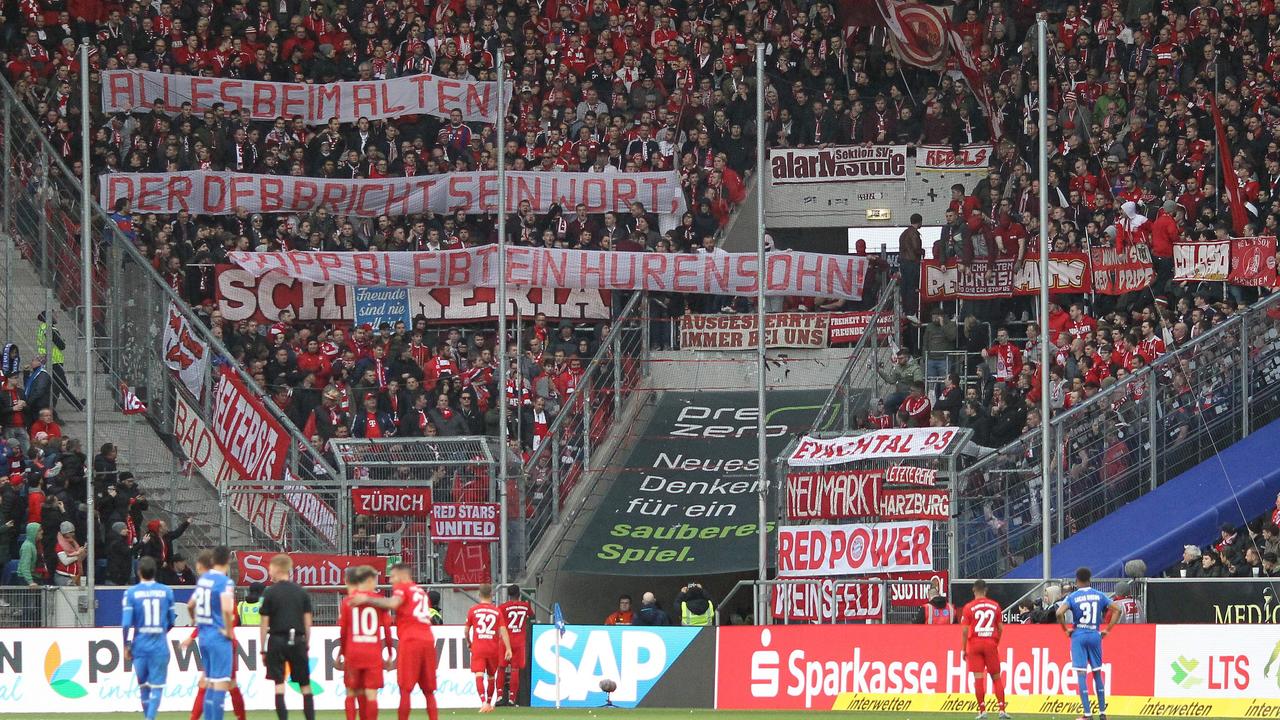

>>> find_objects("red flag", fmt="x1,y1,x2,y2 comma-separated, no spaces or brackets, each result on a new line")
1211,94,1250,234
120,382,147,415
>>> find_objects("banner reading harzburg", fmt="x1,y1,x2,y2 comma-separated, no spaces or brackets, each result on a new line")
229,248,870,300
101,170,687,217
102,69,506,123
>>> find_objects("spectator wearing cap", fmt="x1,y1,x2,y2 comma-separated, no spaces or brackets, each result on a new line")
22,354,51,420
350,392,395,438
137,517,192,570
103,520,134,585
159,553,197,585
1216,523,1246,556
53,520,86,586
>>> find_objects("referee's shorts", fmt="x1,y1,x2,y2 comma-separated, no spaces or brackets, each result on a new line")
264,635,311,686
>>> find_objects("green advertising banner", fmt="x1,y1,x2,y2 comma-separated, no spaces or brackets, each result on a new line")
565,390,829,576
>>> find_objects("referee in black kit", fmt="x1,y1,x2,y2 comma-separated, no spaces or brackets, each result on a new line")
259,553,316,720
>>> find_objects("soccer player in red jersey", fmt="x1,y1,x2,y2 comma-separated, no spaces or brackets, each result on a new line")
352,563,440,720
960,579,1010,720
465,583,513,713
337,566,393,720
497,584,534,707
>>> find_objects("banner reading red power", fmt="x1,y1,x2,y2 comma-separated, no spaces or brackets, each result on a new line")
777,521,933,577
212,367,289,481
351,487,432,516
237,552,385,586
714,625,1157,710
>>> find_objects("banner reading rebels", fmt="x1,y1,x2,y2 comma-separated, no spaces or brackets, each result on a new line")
212,367,289,481
102,69,505,123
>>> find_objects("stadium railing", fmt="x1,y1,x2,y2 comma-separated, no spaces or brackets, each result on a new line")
956,292,1280,578
810,278,901,434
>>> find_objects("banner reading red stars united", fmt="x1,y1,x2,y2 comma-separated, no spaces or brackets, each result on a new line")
228,247,870,300
101,170,686,217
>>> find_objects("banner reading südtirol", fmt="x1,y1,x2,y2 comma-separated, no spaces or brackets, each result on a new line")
565,390,828,576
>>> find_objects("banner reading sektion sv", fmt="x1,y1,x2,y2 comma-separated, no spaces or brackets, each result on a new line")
788,427,961,467
102,170,686,217
1090,244,1155,295
563,390,826,575
229,248,869,300
915,144,994,171
102,69,506,123
921,254,1091,300
777,521,933,577
215,264,610,323
769,145,907,184
785,469,881,520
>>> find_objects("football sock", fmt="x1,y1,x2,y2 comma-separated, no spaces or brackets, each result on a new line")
146,687,163,720
475,675,487,703
205,688,226,720
191,686,206,720
360,696,378,720
140,686,152,713
399,689,412,720
1076,671,1091,716
426,691,439,720
486,672,497,704
345,694,357,720
508,668,521,704
974,674,987,712
231,686,247,720
1092,670,1107,712
302,693,316,720
992,672,1007,709
275,693,289,720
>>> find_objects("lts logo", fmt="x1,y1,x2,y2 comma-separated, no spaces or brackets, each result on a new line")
528,626,699,708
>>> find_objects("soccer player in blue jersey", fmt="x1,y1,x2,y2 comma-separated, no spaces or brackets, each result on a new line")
1057,567,1120,720
190,546,237,720
123,556,176,720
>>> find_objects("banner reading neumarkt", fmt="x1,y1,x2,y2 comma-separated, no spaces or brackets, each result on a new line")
101,170,686,217
1146,579,1280,623
102,69,507,123
563,390,826,576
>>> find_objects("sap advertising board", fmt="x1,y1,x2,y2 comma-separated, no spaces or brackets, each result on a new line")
529,626,711,708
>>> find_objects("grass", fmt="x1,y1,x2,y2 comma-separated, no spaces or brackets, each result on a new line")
0,711,1258,720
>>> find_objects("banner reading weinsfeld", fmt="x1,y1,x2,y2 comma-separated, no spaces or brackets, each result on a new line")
788,427,961,466
229,248,869,300
102,170,687,217
777,520,934,577
102,69,506,123
769,145,907,184
915,144,994,171
921,254,1091,300
680,313,831,350
769,569,950,622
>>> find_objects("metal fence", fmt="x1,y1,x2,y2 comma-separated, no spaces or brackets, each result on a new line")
955,291,1280,578
811,279,900,433
520,291,651,551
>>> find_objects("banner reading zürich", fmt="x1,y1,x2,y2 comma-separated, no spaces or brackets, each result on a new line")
564,390,827,575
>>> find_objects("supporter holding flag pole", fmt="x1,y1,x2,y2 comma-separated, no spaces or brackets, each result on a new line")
1211,90,1249,235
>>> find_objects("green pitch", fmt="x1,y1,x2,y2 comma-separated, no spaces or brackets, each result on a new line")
0,711,1256,720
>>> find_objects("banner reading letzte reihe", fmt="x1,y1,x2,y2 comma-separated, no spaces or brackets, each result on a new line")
102,69,507,123
228,247,869,300
101,170,686,217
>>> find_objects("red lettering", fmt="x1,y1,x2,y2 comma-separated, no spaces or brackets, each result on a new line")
436,79,463,113
353,254,381,285
352,83,378,118
107,71,136,110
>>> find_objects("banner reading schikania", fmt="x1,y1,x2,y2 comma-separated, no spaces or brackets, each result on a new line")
229,247,869,300
102,69,506,123
101,170,686,217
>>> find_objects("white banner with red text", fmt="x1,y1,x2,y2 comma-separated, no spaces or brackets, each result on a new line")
788,428,961,467
680,311,892,350
236,551,386,585
769,145,908,185
883,465,937,486
921,254,1091,301
785,469,881,520
101,69,506,123
173,393,290,543
162,301,209,399
229,248,869,300
0,626,482,712
280,469,340,548
915,144,994,171
1174,241,1231,281
212,367,289,481
768,570,950,622
101,170,687,217
215,264,611,323
777,520,934,577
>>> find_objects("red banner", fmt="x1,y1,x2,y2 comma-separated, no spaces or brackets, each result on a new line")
920,254,1091,301
236,551,384,586
212,367,289,481
431,503,501,542
1090,244,1155,295
879,488,950,520
785,470,881,520
1228,237,1278,287
827,311,895,346
352,487,433,517
769,569,951,621
883,465,936,486
715,624,1157,710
